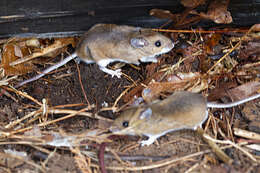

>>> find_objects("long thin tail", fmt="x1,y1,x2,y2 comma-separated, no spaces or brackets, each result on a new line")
15,53,77,88
207,93,260,108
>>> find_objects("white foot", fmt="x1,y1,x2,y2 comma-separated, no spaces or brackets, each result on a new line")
139,136,157,146
99,67,121,78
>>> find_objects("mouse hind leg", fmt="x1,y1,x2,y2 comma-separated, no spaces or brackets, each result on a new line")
97,59,122,78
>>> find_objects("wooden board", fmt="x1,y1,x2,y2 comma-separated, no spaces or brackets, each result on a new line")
0,0,259,38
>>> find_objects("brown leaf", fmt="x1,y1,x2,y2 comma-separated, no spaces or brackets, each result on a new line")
207,81,237,101
13,45,23,58
251,24,260,32
193,0,232,24
238,41,260,60
142,72,202,102
228,81,260,100
149,9,175,20
181,0,205,8
204,34,222,55
1,44,35,76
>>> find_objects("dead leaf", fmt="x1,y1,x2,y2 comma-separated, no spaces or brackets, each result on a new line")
251,24,260,32
13,44,23,58
1,44,35,76
181,0,205,8
190,0,232,24
238,41,260,60
228,81,260,100
142,72,202,102
149,9,175,20
25,38,40,47
204,34,222,55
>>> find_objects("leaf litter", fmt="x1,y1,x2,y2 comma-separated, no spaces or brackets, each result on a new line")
0,1,260,173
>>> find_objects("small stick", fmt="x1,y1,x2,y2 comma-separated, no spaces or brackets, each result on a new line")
234,128,260,140
197,128,233,165
152,28,249,34
75,61,91,107
99,142,108,173
203,132,257,162
0,152,45,172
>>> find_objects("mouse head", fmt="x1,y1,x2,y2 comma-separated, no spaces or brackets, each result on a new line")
110,106,153,136
130,30,174,62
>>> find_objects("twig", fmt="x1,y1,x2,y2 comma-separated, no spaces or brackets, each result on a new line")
48,107,111,121
197,129,233,165
71,147,92,173
3,86,42,105
242,61,260,69
152,28,248,34
0,88,18,102
184,163,200,173
4,110,41,129
0,76,17,86
38,107,91,127
102,144,240,171
99,142,107,173
203,133,257,162
0,152,45,172
234,128,260,140
42,148,56,169
8,39,70,66
206,25,255,74
75,61,91,108
112,84,134,111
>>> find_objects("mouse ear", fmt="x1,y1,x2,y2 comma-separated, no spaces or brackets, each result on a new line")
139,108,152,120
130,37,149,48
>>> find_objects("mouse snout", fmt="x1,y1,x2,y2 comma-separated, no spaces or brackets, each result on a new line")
170,39,175,49
161,42,174,54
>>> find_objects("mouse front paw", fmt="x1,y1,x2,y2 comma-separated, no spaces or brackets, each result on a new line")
111,69,122,78
139,134,160,146
140,140,153,146
139,138,156,146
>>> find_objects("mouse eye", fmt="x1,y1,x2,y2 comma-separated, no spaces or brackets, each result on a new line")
122,121,129,128
155,40,161,47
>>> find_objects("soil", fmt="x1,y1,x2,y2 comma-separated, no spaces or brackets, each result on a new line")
0,38,260,173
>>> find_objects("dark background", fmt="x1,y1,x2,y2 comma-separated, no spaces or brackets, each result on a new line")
1,0,260,38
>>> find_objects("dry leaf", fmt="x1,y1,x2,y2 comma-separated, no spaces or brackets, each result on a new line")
142,72,202,102
228,81,260,100
251,24,260,32
190,0,232,24
13,44,23,58
1,44,35,76
181,0,205,8
204,34,222,55
25,38,40,47
149,9,175,20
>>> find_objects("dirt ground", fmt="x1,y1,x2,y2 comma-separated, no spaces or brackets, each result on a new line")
0,27,260,172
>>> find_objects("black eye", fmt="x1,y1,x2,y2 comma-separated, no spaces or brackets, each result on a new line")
155,40,161,47
122,121,129,127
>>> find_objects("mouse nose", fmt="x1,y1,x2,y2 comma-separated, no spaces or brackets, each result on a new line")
170,39,175,48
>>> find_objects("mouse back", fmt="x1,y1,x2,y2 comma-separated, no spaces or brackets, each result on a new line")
76,24,174,64
110,91,208,137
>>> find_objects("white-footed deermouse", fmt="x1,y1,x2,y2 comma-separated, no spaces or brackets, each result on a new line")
110,91,260,146
16,24,174,87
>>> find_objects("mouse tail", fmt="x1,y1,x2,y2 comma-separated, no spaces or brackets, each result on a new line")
207,93,260,108
15,53,77,88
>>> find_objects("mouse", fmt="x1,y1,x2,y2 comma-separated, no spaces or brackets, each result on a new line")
16,24,174,87
110,91,260,146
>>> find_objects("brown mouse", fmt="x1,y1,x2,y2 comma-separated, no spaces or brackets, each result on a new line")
16,24,174,87
110,91,260,146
